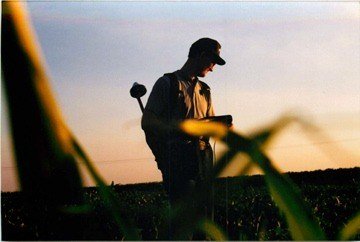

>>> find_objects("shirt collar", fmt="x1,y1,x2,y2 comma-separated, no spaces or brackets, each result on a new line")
177,70,198,84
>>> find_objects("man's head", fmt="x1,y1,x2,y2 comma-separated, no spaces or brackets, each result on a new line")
188,38,226,78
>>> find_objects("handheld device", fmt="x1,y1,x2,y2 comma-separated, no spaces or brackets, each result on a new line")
200,115,233,127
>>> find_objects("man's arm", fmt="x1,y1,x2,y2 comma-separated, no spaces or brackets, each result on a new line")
141,76,180,137
141,109,167,138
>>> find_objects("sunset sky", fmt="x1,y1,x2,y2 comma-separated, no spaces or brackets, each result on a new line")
1,2,359,191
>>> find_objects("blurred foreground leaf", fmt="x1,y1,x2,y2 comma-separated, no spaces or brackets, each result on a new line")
339,211,360,240
2,2,140,239
181,120,326,240
198,219,228,241
223,131,326,240
2,0,83,207
249,115,295,149
181,120,227,140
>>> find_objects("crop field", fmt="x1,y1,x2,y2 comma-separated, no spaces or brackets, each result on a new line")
2,167,359,240
2,3,360,241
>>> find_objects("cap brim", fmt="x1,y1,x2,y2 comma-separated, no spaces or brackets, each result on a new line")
215,55,226,65
211,52,226,65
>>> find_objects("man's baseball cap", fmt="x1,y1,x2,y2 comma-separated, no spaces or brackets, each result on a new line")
188,38,226,66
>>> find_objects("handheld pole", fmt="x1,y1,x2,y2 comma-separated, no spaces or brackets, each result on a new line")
137,97,145,113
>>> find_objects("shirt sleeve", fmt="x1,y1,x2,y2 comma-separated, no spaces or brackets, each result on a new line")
145,76,170,116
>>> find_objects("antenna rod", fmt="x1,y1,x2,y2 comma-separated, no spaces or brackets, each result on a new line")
137,97,145,113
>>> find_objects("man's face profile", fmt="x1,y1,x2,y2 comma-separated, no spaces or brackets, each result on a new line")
196,52,217,78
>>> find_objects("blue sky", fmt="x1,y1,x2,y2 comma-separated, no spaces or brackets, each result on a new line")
1,2,359,191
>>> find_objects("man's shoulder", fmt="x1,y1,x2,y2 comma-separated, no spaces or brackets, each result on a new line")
153,72,180,90
163,71,180,82
155,72,178,84
153,74,172,88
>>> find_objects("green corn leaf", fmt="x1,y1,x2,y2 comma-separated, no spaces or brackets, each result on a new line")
234,158,254,176
339,211,360,240
2,3,140,240
2,1,83,206
213,148,240,177
181,118,327,240
249,115,295,149
224,131,326,240
198,219,228,241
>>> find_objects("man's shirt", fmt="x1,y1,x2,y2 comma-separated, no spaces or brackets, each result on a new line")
145,70,215,122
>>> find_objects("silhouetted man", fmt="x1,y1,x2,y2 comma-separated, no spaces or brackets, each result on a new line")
141,38,225,239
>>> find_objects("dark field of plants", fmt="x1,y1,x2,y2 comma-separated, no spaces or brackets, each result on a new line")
2,167,359,240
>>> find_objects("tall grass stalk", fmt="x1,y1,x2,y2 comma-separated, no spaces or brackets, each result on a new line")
2,2,139,239
339,212,360,240
2,0,83,209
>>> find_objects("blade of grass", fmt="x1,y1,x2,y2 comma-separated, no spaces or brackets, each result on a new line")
213,148,240,177
339,211,360,240
249,115,295,149
181,120,326,240
2,1,83,205
198,218,228,241
181,119,249,177
234,158,254,176
224,131,326,240
2,3,140,240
